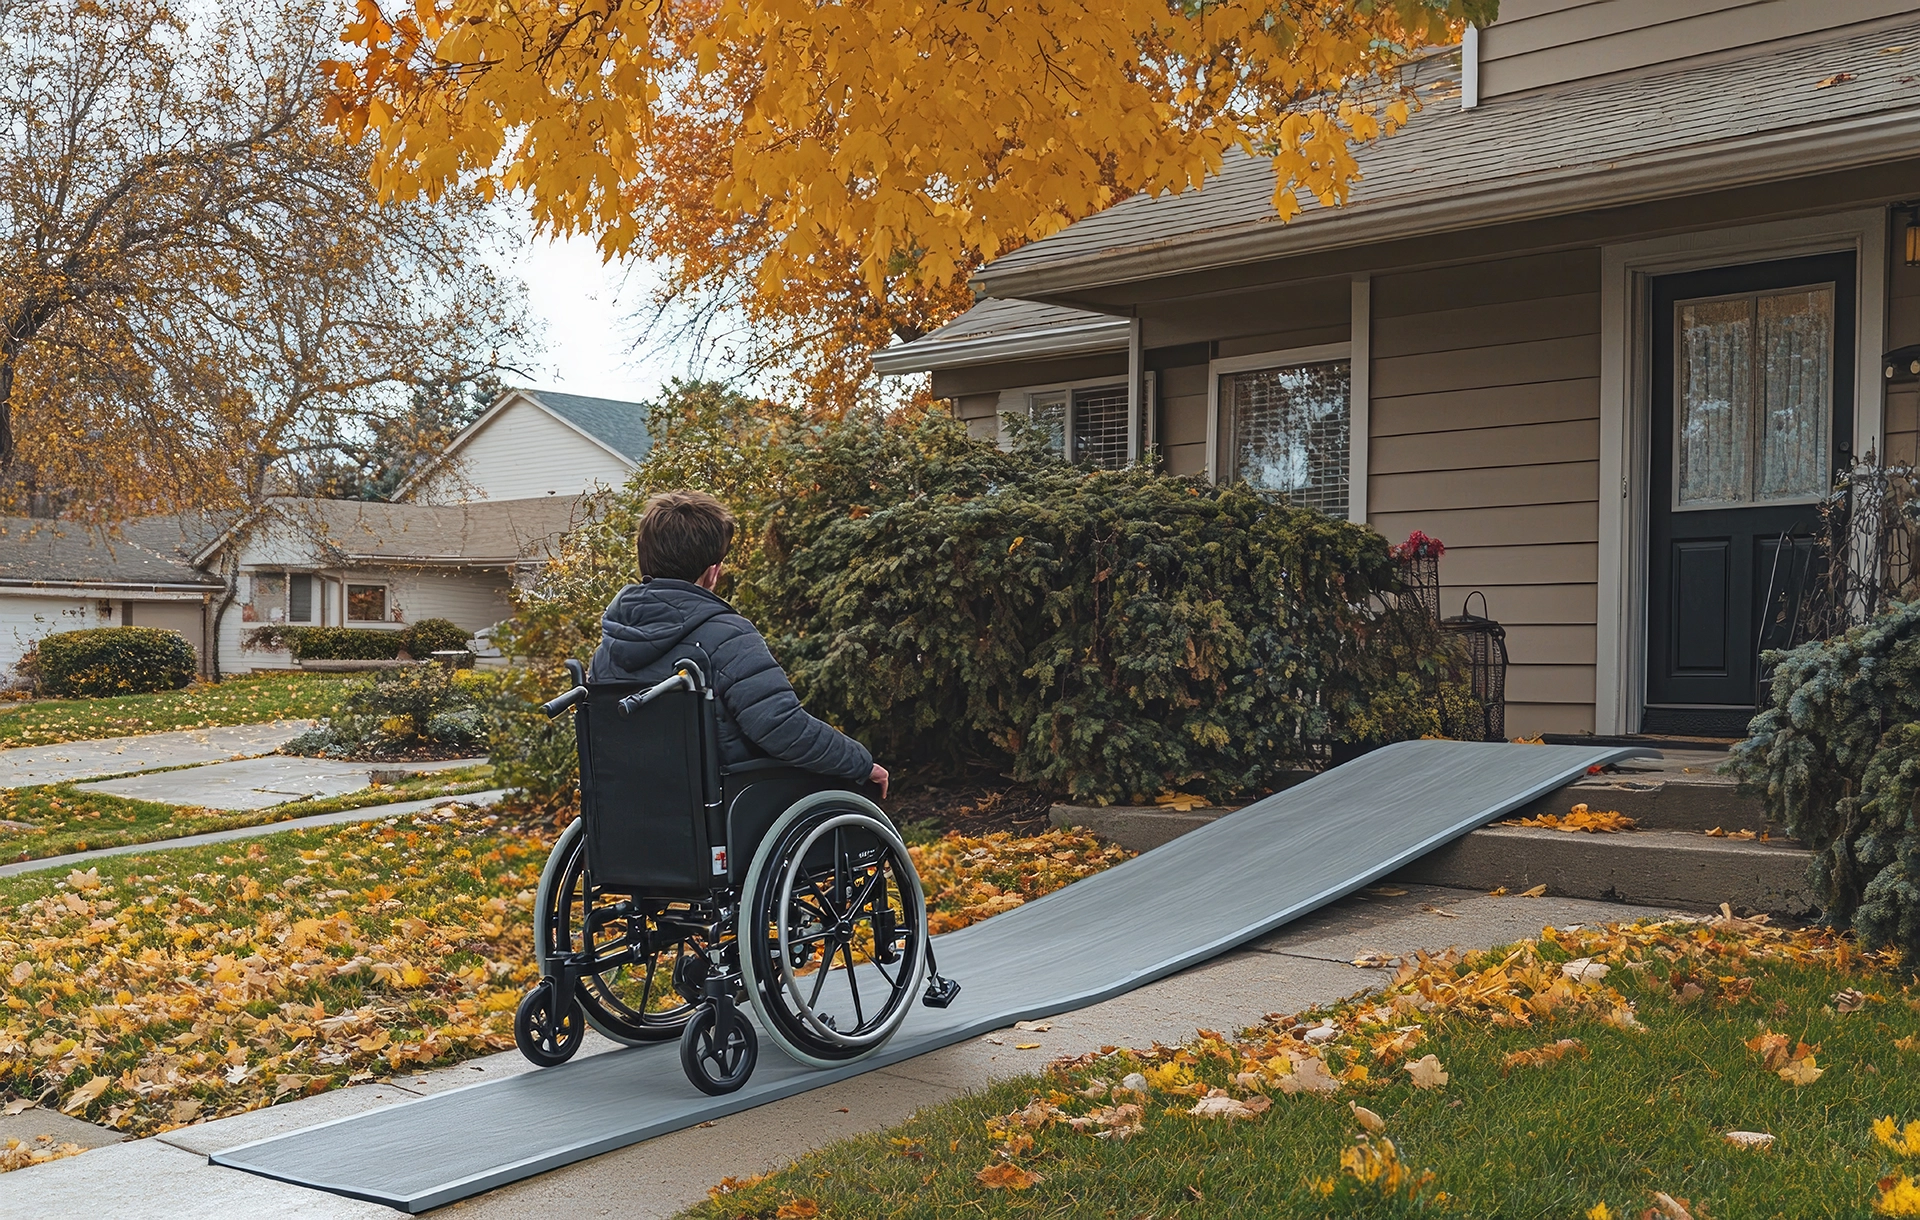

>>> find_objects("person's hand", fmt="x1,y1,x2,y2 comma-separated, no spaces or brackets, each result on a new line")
869,762,890,799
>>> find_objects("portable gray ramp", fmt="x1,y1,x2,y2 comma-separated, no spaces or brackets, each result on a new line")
211,740,1647,1212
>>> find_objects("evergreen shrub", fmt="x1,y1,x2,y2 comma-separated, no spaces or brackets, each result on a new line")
1729,600,1920,963
245,625,403,661
285,664,483,758
498,396,1460,805
401,618,472,658
35,627,197,697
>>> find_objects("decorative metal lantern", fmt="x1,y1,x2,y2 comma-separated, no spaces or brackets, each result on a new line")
1390,530,1445,621
1441,591,1509,743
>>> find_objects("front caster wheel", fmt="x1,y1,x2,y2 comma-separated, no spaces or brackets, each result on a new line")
515,980,585,1067
679,1005,758,1095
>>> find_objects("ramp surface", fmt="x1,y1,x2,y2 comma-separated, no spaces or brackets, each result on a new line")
212,741,1644,1212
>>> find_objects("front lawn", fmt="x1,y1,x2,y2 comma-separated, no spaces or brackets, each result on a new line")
0,818,1121,1147
0,766,499,864
0,673,356,748
684,917,1920,1220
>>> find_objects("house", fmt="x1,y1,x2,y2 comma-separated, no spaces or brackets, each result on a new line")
874,2,1920,739
0,516,229,681
398,387,652,503
195,495,584,675
0,387,647,684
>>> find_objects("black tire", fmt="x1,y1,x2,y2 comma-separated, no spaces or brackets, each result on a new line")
514,980,585,1067
740,797,927,1067
535,818,699,1044
679,1005,758,1095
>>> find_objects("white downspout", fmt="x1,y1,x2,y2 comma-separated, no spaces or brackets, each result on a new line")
1126,316,1144,463
1461,26,1481,110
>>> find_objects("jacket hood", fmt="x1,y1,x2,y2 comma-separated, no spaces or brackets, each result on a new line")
598,578,735,673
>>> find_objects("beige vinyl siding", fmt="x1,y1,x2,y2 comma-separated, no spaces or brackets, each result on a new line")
1153,364,1209,476
1480,0,1916,100
952,392,1002,443
1885,238,1920,465
1369,248,1603,735
412,399,634,503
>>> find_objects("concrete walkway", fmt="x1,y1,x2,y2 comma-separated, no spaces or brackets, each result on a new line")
78,756,485,811
0,883,1678,1219
0,789,509,878
0,721,315,789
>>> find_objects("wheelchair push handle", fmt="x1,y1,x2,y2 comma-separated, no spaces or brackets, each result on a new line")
540,686,588,719
619,668,696,714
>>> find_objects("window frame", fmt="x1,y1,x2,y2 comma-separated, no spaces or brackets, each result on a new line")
994,371,1157,466
1206,341,1355,515
344,582,392,624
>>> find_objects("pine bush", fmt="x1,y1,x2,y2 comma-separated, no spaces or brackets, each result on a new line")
401,618,472,658
245,625,404,661
35,627,197,697
1728,600,1920,962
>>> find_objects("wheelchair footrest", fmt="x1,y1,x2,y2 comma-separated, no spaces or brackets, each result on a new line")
921,975,961,1009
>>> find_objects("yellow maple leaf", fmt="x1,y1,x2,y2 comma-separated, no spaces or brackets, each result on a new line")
1876,1175,1920,1216
1777,1053,1823,1086
1875,1116,1920,1157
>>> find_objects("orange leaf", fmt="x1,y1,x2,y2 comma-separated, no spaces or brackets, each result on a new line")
975,1163,1044,1190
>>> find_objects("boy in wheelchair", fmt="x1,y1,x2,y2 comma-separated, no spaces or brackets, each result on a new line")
589,490,890,798
515,489,952,1096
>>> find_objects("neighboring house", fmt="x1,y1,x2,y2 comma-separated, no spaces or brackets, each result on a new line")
195,495,584,675
875,2,1920,739
0,387,643,684
398,387,652,503
0,516,229,682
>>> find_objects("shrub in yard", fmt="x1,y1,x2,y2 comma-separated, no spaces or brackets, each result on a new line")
1728,598,1920,963
34,627,197,697
400,618,472,658
245,625,404,661
287,664,482,758
469,665,580,819
504,400,1459,804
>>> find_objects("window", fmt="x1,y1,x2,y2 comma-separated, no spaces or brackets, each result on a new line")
287,573,314,623
1215,353,1352,518
250,572,286,623
1674,284,1834,509
346,584,388,622
1009,378,1153,469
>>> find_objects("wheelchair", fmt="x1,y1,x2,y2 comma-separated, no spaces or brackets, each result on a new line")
513,659,958,1095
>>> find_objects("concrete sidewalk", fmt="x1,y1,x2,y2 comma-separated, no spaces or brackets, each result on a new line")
0,721,315,789
78,756,485,811
0,883,1678,1219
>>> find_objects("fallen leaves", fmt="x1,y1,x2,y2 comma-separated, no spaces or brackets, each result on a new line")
1502,1038,1588,1074
1153,792,1210,812
1878,1175,1920,1216
1875,1116,1920,1157
1562,957,1611,984
0,1134,85,1172
1746,1030,1824,1085
912,829,1130,934
1403,1054,1449,1089
1276,1054,1343,1096
1187,1088,1271,1119
1722,1130,1774,1150
1704,826,1757,840
1350,1102,1386,1133
974,1162,1043,1190
1834,988,1870,1014
59,1075,109,1114
1815,71,1857,88
1520,883,1548,898
1644,1191,1697,1219
1505,804,1637,833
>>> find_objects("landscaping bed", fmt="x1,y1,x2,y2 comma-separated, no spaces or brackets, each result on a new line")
0,766,498,864
683,916,1920,1220
0,808,1124,1153
0,675,356,749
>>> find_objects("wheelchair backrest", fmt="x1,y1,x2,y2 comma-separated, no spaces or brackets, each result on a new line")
575,683,721,893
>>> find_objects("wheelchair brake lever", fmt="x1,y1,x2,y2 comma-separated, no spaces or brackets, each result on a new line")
620,669,695,714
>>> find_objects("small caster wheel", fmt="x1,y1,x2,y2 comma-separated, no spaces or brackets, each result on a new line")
680,1004,757,1095
515,980,584,1067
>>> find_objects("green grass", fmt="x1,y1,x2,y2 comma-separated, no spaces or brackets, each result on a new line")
0,803,547,1138
0,766,498,863
0,673,358,748
681,931,1920,1220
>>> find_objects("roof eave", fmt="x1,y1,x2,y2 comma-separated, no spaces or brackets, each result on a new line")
971,107,1920,300
872,317,1133,375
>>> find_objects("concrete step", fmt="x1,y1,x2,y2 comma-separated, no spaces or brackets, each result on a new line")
1508,749,1775,834
1051,776,1815,917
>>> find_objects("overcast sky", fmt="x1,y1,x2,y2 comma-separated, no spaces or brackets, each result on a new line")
508,233,695,406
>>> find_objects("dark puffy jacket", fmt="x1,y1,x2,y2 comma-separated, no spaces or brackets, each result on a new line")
587,578,873,781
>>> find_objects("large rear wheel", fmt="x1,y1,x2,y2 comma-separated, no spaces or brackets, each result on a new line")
740,794,927,1067
534,818,701,1044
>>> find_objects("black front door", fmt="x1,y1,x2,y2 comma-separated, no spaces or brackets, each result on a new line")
1644,253,1855,736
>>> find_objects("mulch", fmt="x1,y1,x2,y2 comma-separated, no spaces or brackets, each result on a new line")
881,771,1057,838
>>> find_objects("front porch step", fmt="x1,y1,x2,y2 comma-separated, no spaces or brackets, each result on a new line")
1507,748,1775,834
1389,825,1815,917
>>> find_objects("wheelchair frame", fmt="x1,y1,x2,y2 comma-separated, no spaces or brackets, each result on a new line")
514,659,957,1094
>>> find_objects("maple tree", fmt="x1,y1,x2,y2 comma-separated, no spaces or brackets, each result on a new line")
0,0,524,518
329,0,1495,405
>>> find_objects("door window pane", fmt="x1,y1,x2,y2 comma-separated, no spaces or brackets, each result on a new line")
347,584,387,622
1071,386,1130,469
1755,287,1833,502
1225,361,1350,518
1677,298,1753,506
1675,285,1834,508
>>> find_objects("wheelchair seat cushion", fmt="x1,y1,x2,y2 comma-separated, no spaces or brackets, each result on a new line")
590,577,872,781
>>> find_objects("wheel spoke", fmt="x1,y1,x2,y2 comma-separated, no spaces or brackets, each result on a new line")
840,939,865,1028
808,945,835,1008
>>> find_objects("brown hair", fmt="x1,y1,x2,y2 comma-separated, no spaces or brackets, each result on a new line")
635,490,736,582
